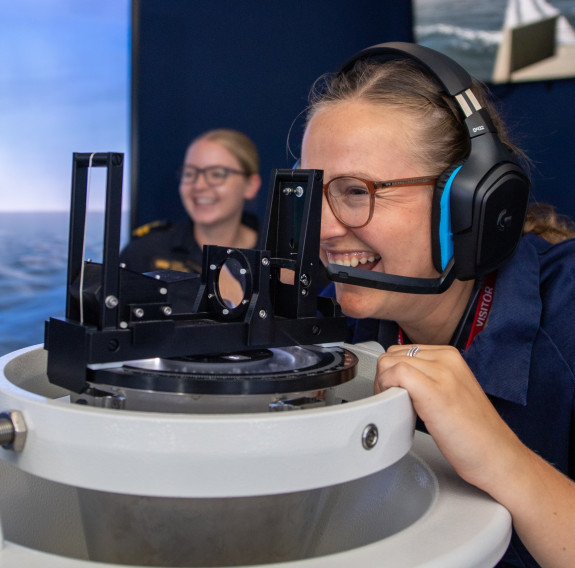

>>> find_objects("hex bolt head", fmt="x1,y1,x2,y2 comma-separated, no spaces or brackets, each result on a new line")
0,411,27,452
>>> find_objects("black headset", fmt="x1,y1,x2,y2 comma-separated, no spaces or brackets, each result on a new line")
326,42,531,294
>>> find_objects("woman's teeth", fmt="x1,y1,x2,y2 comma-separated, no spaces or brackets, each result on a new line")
329,254,380,268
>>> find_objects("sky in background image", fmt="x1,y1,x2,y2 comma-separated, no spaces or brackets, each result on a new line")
0,1,130,211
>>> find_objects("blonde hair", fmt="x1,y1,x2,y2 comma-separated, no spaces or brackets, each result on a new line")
306,59,520,177
306,59,574,244
523,204,575,242
193,128,259,176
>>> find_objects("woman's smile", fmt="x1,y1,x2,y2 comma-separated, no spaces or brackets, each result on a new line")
324,250,381,270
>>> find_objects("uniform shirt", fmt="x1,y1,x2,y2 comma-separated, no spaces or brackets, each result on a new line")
335,233,575,568
119,213,260,274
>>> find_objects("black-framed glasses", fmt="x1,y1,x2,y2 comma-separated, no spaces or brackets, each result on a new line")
323,175,438,228
180,165,248,186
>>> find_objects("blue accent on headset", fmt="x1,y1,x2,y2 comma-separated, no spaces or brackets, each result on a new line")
439,166,461,270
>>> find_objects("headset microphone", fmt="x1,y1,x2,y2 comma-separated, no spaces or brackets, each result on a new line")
327,260,455,295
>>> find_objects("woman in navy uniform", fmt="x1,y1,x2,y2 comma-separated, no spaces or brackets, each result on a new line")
120,129,261,305
120,128,261,275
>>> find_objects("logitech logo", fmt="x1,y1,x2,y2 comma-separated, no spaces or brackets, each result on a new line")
497,209,513,231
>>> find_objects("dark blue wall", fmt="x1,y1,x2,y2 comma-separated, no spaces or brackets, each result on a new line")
131,0,414,229
131,1,575,230
491,79,575,218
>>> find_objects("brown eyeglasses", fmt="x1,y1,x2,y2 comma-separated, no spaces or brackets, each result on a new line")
323,175,438,228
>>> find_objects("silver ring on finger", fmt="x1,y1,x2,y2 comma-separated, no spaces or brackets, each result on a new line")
406,345,420,358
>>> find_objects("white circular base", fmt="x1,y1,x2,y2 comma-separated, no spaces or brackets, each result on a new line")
0,344,511,567
0,345,414,497
0,432,511,568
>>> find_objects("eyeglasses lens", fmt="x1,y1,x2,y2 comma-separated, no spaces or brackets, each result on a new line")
182,167,229,186
205,167,228,185
328,178,371,228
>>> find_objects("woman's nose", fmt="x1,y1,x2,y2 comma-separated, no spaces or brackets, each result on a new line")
192,174,211,191
320,194,348,240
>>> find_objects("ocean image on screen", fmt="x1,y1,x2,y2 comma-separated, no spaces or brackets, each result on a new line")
0,2,130,356
0,212,128,356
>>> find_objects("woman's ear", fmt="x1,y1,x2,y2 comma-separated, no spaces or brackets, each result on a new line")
244,173,262,200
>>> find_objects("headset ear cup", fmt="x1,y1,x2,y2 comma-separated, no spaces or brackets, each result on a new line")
431,163,462,273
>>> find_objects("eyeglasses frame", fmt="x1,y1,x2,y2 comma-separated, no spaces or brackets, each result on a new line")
322,175,439,228
180,165,249,186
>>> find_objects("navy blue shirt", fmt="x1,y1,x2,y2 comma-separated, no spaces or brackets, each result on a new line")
336,233,575,568
120,218,204,274
119,213,260,275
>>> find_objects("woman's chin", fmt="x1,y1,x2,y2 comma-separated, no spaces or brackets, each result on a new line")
335,288,378,320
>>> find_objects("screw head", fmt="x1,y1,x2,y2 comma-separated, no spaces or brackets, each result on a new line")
362,424,379,450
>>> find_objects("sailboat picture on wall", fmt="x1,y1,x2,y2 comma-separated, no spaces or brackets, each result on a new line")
414,0,575,84
493,0,575,82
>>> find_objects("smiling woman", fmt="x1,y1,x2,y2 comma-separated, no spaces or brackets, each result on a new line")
119,129,261,278
301,42,575,568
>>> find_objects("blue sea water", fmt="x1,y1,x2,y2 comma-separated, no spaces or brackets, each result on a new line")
0,211,128,356
414,0,575,80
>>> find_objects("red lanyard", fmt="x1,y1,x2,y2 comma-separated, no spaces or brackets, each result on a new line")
464,271,496,349
398,271,497,350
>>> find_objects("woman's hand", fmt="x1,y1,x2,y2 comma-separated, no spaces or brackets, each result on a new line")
375,344,521,492
376,344,575,568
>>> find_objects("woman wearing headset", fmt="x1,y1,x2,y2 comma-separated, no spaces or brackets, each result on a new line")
301,44,575,567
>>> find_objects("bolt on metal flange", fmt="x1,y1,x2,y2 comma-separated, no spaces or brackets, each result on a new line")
0,410,27,452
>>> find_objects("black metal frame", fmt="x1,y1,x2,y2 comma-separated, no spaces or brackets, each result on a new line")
45,154,346,393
